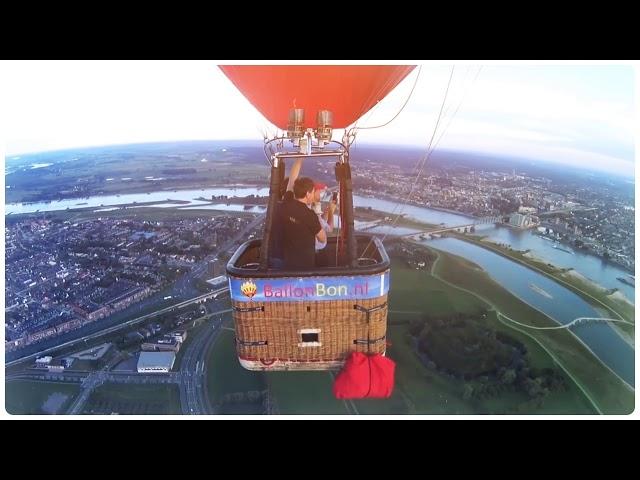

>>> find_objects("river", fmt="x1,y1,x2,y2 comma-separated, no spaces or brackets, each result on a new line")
353,195,635,302
5,187,634,301
425,237,634,387
4,187,269,215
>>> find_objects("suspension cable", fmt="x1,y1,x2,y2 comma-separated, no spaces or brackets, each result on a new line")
360,66,456,258
354,65,423,131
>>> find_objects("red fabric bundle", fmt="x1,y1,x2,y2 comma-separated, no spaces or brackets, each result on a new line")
333,352,395,399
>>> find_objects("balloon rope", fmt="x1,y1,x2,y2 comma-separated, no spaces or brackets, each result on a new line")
360,66,455,259
354,65,422,131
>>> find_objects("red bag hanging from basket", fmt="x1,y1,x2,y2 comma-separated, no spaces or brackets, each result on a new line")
333,352,395,399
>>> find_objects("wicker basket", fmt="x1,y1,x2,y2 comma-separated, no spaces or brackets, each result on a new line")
227,236,390,371
232,291,388,371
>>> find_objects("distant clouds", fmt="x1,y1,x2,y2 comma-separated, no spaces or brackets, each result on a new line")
355,65,635,177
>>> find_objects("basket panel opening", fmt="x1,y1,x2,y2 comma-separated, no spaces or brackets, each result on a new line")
301,332,319,343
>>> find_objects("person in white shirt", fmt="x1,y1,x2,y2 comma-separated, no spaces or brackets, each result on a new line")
311,182,337,266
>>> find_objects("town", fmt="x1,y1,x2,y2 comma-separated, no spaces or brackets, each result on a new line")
341,152,635,271
5,213,257,352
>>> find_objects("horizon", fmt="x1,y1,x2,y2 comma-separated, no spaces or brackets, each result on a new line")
2,61,636,178
5,138,636,181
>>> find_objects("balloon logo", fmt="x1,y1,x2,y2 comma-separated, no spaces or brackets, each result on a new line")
240,280,258,299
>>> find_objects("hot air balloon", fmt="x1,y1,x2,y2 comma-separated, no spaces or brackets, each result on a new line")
221,65,415,371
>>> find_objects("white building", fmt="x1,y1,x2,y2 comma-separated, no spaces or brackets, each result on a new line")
509,213,527,227
518,206,537,214
509,213,539,229
170,331,187,343
36,356,53,365
137,351,176,373
206,275,228,287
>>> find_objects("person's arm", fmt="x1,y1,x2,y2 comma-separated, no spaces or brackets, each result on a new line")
309,211,327,244
287,158,303,192
322,200,336,231
316,227,327,245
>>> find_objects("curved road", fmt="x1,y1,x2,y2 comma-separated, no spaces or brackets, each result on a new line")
179,310,231,415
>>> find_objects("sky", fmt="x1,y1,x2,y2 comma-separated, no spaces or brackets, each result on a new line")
1,60,637,177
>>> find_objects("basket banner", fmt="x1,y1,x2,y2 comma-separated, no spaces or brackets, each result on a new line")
229,271,390,302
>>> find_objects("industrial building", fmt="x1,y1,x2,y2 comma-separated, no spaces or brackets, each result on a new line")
136,351,176,373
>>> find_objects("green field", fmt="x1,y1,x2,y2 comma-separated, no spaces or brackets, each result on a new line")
382,255,599,415
355,208,439,231
5,380,80,415
430,246,633,414
267,372,350,414
204,329,408,415
388,257,486,317
82,383,181,415
6,149,267,204
204,249,615,415
205,328,266,413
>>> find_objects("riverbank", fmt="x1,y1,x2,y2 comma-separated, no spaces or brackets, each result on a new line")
359,191,478,220
374,208,635,322
364,208,635,345
560,269,635,346
5,206,260,225
195,195,268,206
355,207,439,231
445,233,635,337
533,230,634,274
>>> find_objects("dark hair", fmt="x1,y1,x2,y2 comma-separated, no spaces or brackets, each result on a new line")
293,177,315,199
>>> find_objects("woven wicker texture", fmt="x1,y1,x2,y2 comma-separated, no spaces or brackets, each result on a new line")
232,295,388,368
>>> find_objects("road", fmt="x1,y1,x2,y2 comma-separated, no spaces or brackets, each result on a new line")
6,288,229,367
6,370,180,384
6,305,232,415
6,370,182,415
179,310,231,415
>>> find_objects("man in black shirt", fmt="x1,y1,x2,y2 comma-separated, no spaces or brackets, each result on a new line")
281,176,327,269
269,158,303,268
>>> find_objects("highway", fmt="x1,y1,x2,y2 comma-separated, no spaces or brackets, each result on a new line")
179,310,231,415
5,287,229,367
7,304,233,415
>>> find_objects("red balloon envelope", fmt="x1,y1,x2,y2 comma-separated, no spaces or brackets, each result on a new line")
219,65,416,129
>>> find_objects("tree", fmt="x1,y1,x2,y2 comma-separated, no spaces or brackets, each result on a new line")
462,383,474,400
501,368,517,385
